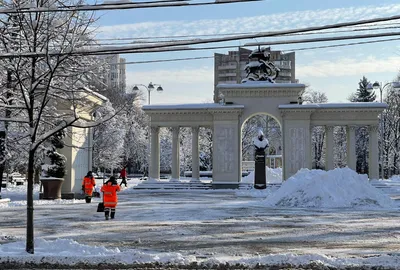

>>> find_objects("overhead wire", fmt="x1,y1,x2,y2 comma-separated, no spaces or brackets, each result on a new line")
94,23,400,43
2,14,400,58
92,24,400,47
0,0,262,14
97,37,400,65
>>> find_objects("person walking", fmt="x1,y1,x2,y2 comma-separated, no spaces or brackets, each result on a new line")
119,166,127,187
100,176,121,220
82,171,96,203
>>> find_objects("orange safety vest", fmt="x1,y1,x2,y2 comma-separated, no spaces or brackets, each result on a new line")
82,176,96,196
101,182,121,208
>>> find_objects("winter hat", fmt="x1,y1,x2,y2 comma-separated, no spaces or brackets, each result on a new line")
109,176,117,184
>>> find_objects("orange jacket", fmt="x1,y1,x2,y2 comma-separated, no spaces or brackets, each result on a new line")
82,176,96,196
101,182,121,208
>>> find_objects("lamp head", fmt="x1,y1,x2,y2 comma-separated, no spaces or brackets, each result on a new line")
372,81,380,90
156,86,163,92
148,82,155,90
132,85,139,91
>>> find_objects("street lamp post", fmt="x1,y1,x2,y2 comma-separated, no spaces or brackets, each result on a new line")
132,83,164,177
367,81,400,179
132,82,163,105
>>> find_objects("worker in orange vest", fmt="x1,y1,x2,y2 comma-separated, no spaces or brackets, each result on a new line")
82,171,96,203
101,176,121,220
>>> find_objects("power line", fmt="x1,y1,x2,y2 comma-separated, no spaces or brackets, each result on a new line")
106,37,400,65
92,25,400,47
65,31,400,56
118,56,213,64
285,37,400,52
3,14,400,58
95,23,400,42
0,0,261,14
243,31,400,46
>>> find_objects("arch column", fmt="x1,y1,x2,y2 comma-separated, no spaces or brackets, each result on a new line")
325,125,335,171
346,125,357,171
149,126,160,180
368,125,379,179
171,127,180,181
191,126,200,181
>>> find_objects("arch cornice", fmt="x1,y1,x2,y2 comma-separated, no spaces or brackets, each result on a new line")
218,83,305,98
143,104,244,126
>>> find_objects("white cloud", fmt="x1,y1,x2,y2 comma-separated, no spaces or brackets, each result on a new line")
297,56,400,78
97,4,400,39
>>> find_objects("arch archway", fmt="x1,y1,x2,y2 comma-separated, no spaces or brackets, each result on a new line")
143,83,385,188
241,112,283,183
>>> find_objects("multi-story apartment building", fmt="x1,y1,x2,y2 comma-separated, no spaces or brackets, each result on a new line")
214,48,293,167
102,54,126,91
214,47,296,102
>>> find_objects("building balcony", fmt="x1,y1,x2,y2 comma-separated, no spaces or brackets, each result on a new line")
279,71,292,77
273,61,291,69
218,65,237,70
218,73,237,77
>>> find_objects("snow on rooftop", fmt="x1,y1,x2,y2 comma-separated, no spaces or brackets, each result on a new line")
279,103,388,109
142,103,244,110
82,86,109,102
263,167,394,208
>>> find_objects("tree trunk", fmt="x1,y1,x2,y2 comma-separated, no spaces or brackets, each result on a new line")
0,131,5,198
26,149,35,254
34,165,41,184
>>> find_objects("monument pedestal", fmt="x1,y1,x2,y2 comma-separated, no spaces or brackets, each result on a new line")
254,149,266,189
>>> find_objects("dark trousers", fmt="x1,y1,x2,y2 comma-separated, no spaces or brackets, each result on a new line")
120,177,127,187
85,196,92,203
105,208,116,219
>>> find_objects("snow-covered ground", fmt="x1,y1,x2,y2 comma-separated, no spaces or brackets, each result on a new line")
1,168,400,269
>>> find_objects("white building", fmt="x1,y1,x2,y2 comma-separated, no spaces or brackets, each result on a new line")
214,47,296,103
102,54,126,91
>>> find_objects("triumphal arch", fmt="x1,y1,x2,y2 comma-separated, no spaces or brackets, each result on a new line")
143,48,385,187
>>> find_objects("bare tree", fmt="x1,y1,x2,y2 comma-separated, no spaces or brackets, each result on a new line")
302,89,328,169
0,0,119,254
382,84,400,177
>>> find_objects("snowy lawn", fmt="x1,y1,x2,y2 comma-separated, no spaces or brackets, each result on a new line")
1,168,400,269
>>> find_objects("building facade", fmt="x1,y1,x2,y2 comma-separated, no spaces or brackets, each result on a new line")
214,47,296,102
102,54,126,91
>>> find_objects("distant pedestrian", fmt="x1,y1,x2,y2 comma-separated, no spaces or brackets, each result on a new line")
101,176,121,220
119,166,127,187
82,171,96,203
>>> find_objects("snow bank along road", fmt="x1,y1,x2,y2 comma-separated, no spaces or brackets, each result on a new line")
1,189,400,264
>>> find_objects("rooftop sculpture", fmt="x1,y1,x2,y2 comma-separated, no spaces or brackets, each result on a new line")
241,47,280,83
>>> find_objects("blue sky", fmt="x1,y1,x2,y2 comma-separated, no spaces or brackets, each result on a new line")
95,0,400,104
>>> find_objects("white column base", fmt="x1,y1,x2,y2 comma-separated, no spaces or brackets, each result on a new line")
146,177,160,183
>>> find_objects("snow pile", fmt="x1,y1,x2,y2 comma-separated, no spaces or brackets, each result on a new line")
389,175,400,182
0,184,40,202
263,168,395,208
210,253,400,269
242,167,282,183
2,238,400,268
0,238,196,265
236,188,273,198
